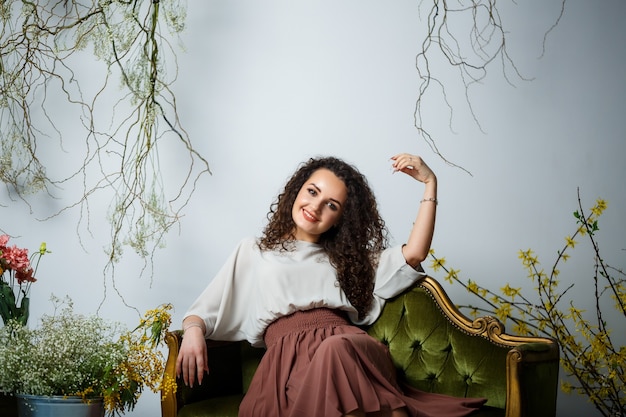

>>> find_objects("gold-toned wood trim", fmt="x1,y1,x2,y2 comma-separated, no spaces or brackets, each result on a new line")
505,348,524,417
418,276,556,348
161,331,181,417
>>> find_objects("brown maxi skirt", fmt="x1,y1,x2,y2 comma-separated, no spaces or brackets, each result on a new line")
238,308,486,417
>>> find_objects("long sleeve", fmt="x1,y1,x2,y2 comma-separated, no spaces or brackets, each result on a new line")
184,238,259,342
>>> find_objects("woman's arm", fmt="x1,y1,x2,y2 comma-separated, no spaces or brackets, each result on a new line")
176,315,209,387
390,153,437,268
174,238,260,387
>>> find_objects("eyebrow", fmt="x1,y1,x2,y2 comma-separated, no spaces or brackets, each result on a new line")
310,182,343,207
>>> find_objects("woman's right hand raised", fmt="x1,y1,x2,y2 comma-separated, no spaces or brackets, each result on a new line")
176,323,209,387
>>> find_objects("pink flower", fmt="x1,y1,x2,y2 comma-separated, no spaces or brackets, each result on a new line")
3,245,31,272
0,235,47,326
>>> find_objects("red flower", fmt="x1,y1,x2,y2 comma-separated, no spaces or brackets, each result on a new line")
16,267,37,284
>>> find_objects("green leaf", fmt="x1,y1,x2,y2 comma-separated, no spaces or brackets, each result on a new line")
150,321,163,346
17,297,30,325
0,281,17,323
592,221,599,232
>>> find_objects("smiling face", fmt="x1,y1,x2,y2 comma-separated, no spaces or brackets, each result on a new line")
291,168,348,242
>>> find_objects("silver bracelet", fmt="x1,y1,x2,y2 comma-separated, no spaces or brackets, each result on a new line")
420,197,438,205
183,322,204,333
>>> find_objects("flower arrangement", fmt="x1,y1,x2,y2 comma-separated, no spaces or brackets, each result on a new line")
0,296,176,415
0,235,49,326
428,192,625,417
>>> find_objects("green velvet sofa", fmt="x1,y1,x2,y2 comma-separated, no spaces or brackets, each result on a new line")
161,276,559,417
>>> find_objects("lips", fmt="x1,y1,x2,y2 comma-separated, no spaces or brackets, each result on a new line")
301,208,318,223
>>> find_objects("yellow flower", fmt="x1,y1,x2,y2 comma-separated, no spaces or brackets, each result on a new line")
518,249,539,268
561,381,573,394
568,306,585,319
517,249,532,262
590,199,607,217
500,283,521,299
444,268,460,284
467,280,479,294
512,321,530,336
495,303,512,322
430,257,446,272
565,236,577,248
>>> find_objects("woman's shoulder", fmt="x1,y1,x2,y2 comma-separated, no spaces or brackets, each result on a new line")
234,236,261,253
240,236,259,245
219,237,264,268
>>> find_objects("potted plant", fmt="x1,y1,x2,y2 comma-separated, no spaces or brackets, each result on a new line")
0,296,175,416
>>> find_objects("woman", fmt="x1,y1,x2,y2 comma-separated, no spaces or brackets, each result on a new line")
177,153,485,417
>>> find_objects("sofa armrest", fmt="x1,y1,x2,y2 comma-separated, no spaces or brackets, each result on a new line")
161,331,181,417
506,342,559,417
161,332,248,417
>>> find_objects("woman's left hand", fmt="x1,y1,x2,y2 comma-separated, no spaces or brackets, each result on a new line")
390,153,436,184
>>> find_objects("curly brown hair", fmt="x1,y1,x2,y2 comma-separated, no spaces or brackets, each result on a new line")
258,156,388,318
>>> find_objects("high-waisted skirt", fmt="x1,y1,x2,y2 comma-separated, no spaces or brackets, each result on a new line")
239,308,486,417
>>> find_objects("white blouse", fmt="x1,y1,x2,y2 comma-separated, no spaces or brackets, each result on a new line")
184,237,425,347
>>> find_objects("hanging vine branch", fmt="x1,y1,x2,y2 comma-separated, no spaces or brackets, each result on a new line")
0,0,210,275
1,0,568,279
414,0,566,174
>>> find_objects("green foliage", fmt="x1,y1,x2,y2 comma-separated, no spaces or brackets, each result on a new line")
429,191,624,417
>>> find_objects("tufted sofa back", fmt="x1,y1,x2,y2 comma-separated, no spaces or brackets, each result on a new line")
367,284,509,408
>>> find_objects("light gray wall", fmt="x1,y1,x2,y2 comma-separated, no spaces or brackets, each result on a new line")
4,1,624,416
